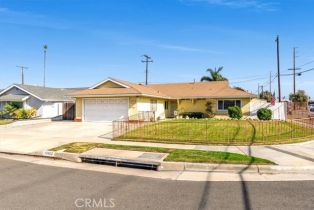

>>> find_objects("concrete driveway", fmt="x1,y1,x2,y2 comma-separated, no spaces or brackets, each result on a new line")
0,121,112,154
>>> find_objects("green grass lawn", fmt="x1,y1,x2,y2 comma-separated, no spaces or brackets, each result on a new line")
0,119,13,125
116,119,314,145
50,142,274,165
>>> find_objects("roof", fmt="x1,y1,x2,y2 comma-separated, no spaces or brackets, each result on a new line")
0,94,29,102
147,81,256,99
71,78,169,98
72,77,256,99
0,84,85,102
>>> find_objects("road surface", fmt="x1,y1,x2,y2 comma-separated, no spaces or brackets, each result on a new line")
0,157,313,210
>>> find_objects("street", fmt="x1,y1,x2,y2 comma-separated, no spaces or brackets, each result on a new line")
0,157,313,210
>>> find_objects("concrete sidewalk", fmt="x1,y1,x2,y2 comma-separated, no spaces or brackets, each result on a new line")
99,139,314,168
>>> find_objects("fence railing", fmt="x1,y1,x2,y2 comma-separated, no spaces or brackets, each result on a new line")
112,118,314,145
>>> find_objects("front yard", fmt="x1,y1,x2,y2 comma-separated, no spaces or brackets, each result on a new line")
51,142,274,165
0,119,13,125
115,119,314,145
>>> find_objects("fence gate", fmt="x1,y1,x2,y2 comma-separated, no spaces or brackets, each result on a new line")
63,103,75,120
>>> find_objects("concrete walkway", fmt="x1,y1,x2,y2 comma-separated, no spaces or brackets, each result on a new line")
99,139,314,168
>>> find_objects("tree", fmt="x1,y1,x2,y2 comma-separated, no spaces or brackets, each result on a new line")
289,90,308,102
200,66,228,82
259,91,272,102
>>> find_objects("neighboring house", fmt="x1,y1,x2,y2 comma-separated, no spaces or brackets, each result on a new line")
71,77,256,122
0,84,81,119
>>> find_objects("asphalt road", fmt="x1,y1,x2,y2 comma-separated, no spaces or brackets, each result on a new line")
0,157,313,210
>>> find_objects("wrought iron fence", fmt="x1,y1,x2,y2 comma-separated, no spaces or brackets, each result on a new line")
112,118,314,145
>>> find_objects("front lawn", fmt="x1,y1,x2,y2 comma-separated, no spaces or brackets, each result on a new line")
0,119,13,125
115,119,314,145
50,142,274,165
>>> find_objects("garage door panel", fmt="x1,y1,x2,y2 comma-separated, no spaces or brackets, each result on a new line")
84,99,128,122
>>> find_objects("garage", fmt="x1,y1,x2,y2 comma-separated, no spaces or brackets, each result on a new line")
83,98,128,122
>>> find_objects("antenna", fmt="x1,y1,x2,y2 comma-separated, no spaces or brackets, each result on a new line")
141,54,153,85
16,66,29,85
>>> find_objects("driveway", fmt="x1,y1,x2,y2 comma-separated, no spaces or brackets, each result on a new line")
0,121,112,154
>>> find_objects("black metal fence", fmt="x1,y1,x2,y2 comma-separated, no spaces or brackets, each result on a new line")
113,118,314,145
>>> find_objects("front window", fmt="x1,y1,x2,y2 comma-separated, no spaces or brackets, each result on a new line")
218,100,241,111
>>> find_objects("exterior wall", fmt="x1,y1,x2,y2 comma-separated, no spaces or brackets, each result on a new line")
95,81,125,88
75,98,83,121
2,87,28,96
178,98,252,117
136,97,166,120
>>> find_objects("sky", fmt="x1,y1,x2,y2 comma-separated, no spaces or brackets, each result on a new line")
0,0,313,99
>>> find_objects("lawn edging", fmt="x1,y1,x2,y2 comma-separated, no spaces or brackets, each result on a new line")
50,142,274,165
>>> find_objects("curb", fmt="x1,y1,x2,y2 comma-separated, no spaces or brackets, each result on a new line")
2,150,314,174
0,150,82,163
159,162,314,174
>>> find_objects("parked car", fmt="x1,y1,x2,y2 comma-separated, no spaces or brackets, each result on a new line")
310,107,314,113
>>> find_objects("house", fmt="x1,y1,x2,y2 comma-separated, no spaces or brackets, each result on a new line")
71,77,256,122
0,84,82,119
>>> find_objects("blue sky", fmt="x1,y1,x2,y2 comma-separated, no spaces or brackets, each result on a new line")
0,0,313,98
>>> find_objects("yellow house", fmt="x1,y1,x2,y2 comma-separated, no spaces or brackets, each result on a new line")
71,78,256,122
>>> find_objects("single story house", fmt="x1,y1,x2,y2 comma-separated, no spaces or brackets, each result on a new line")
71,77,256,122
0,84,81,119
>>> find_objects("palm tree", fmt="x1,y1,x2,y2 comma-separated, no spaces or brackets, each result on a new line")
200,66,228,82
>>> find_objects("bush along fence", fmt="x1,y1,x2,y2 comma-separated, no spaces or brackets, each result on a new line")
112,118,314,145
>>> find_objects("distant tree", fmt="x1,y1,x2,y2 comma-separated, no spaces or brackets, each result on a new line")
289,90,308,102
234,86,246,92
259,91,272,102
201,67,228,82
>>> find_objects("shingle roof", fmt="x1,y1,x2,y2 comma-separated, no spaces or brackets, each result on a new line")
71,78,169,98
72,78,256,99
147,81,256,99
1,84,85,102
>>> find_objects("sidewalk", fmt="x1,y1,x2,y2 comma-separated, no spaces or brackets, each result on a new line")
99,139,314,168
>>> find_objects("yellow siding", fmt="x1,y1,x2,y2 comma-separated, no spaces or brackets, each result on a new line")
75,98,82,120
177,98,252,117
95,81,125,88
128,97,138,120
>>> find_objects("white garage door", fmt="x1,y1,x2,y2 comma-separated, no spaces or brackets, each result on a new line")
84,99,128,122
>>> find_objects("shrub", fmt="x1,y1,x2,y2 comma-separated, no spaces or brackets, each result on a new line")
257,108,272,120
180,112,206,119
259,91,272,102
289,90,308,102
205,102,215,118
13,108,37,119
228,106,243,120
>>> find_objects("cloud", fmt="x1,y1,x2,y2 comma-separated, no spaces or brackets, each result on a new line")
182,0,278,11
0,7,9,12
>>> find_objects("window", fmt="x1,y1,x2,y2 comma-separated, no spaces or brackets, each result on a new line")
164,101,169,110
217,100,241,111
150,99,157,112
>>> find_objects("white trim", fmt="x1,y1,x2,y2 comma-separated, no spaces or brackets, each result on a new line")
217,99,242,111
0,85,43,101
89,78,130,89
72,93,171,99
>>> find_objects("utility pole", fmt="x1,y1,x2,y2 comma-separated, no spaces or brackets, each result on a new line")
43,44,48,87
258,83,260,97
16,66,28,85
261,85,264,94
275,35,282,102
141,54,153,85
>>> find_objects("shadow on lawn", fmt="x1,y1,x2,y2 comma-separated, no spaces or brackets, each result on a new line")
198,123,256,210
